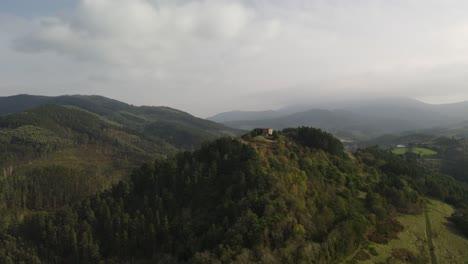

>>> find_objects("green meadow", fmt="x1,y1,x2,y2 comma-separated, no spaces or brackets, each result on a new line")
392,147,438,156
352,199,468,264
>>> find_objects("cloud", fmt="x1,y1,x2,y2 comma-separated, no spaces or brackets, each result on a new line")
13,0,268,64
3,0,468,116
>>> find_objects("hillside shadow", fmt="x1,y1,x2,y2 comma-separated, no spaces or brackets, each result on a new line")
442,217,468,239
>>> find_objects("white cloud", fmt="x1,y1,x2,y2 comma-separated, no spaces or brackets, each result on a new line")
13,0,264,64
2,0,468,116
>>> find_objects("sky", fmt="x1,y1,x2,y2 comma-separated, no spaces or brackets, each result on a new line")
1,0,468,117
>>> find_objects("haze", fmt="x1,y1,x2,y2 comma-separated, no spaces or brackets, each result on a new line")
1,0,468,117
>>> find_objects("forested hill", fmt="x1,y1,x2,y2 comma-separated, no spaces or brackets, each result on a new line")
0,94,242,164
0,95,242,222
1,127,467,263
0,95,241,146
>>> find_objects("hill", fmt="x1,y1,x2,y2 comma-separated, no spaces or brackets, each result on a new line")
0,94,242,149
0,95,242,218
222,109,419,140
208,110,281,123
1,127,467,263
417,120,468,138
0,94,241,146
0,94,55,115
209,97,468,140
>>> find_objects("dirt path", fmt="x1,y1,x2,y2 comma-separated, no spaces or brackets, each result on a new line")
424,199,438,264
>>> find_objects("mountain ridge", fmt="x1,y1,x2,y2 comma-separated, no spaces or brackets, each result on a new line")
209,97,468,140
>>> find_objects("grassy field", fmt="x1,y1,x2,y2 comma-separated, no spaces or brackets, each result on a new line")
427,199,468,264
392,147,438,156
350,199,468,264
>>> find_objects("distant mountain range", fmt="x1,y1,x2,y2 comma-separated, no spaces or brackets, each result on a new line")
208,97,468,140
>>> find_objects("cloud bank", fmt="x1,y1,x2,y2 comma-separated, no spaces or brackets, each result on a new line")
2,0,468,116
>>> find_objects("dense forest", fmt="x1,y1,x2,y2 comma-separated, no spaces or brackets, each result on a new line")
0,96,240,228
0,96,244,263
0,95,467,262
1,126,467,263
